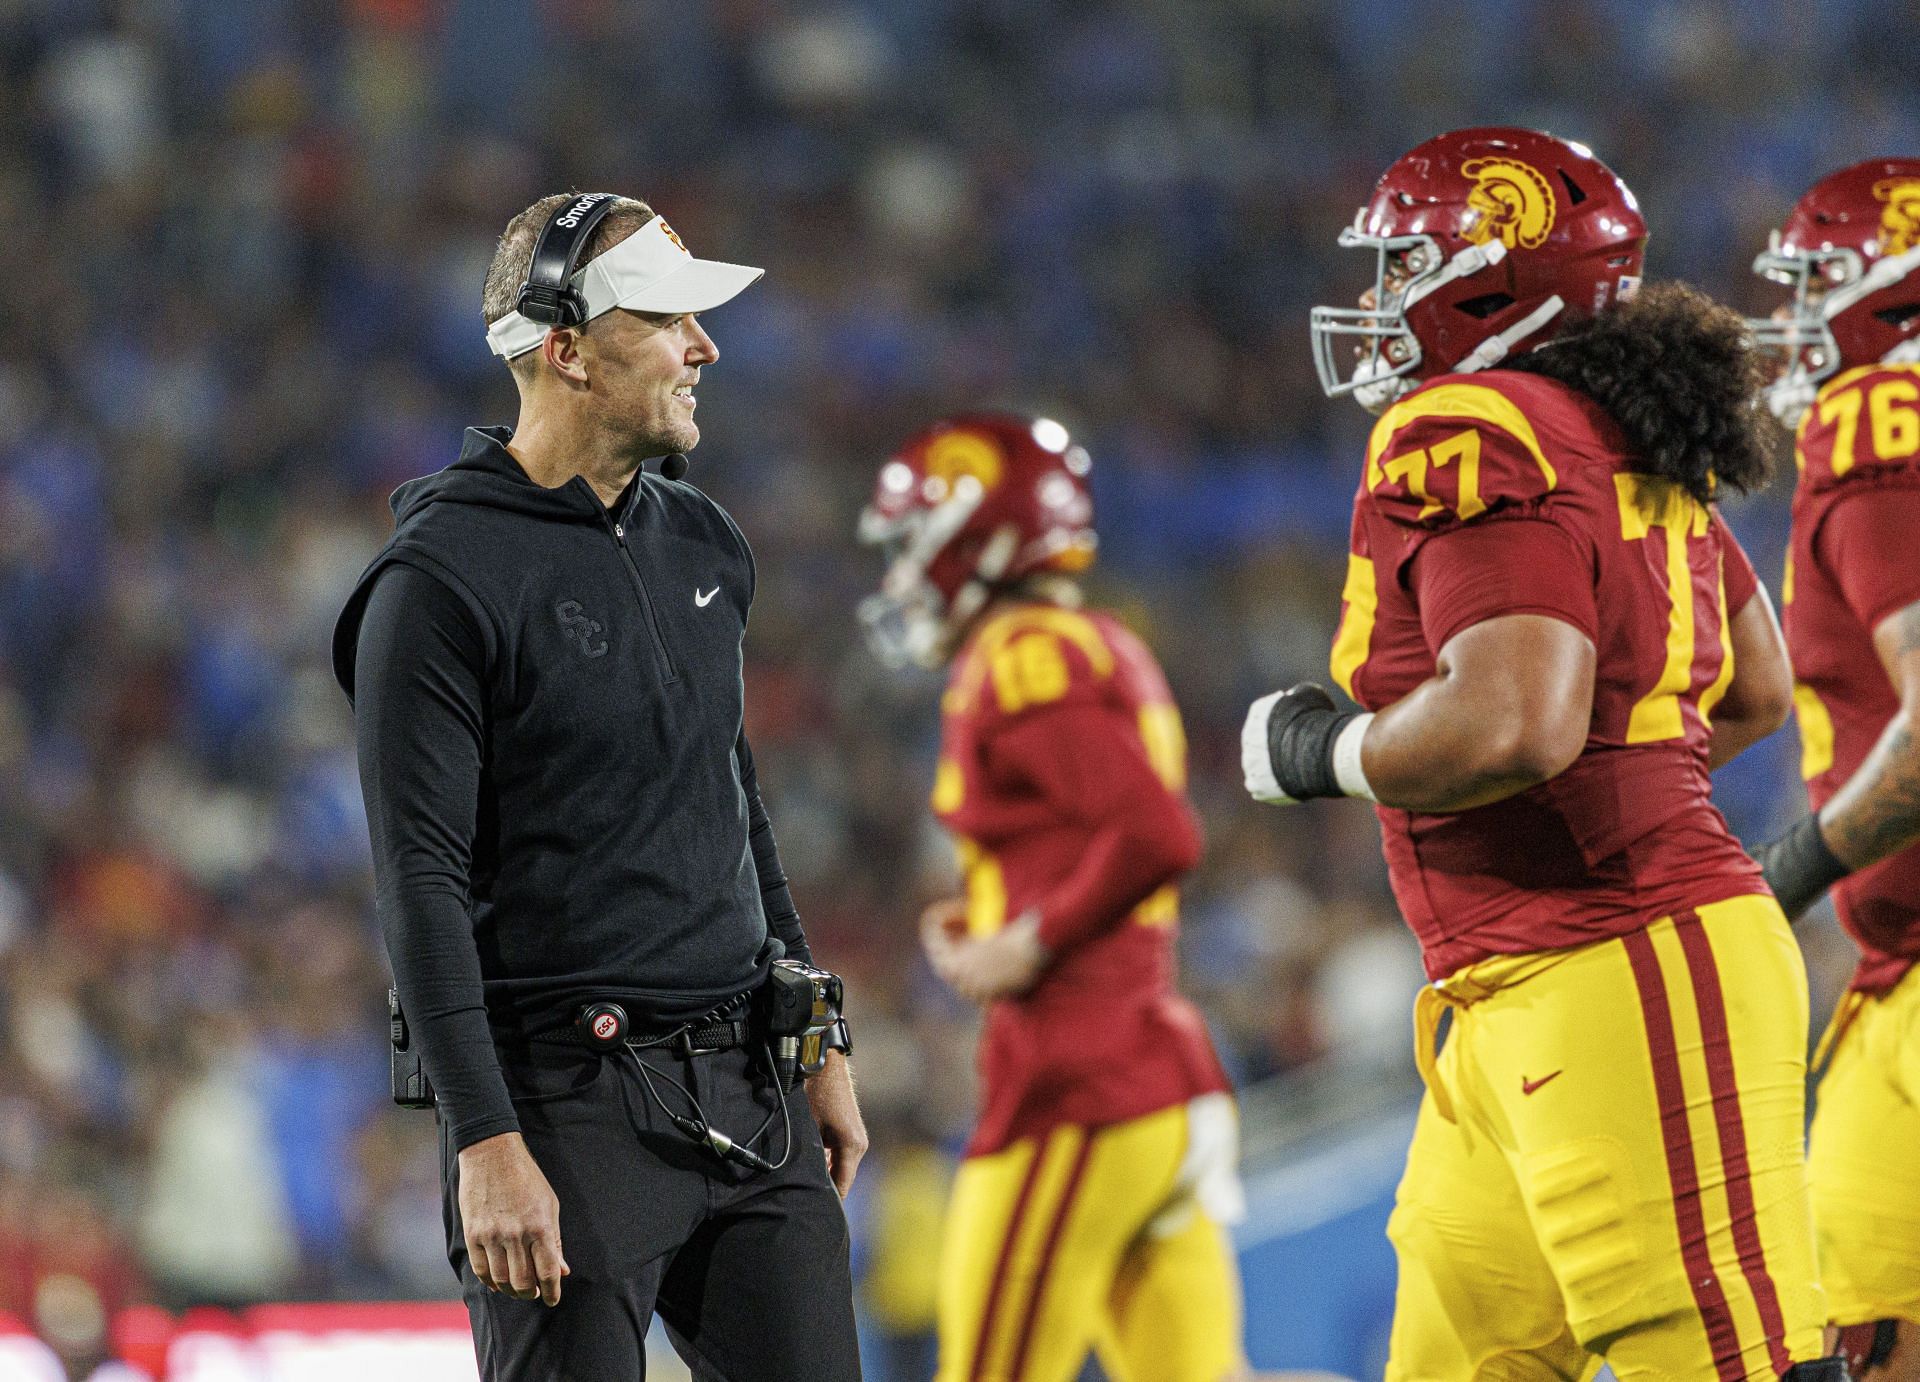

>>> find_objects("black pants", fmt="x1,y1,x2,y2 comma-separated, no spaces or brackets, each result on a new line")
440,1039,861,1381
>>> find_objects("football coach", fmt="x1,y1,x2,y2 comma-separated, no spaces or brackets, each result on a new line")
332,191,865,1380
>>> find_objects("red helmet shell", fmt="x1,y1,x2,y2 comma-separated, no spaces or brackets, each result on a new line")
1777,158,1920,367
859,414,1095,666
865,413,1094,608
1361,126,1647,381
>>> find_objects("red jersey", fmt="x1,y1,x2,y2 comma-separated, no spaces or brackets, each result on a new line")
1782,361,1920,993
1330,371,1766,980
933,602,1229,1156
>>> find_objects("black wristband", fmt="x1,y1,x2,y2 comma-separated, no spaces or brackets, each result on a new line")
1756,814,1851,922
1266,689,1357,801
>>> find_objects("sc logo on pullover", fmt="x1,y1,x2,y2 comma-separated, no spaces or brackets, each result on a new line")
554,599,609,658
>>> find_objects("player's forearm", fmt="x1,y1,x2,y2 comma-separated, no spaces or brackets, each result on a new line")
1361,615,1593,812
1362,676,1577,812
1817,709,1920,871
1034,806,1200,951
1245,619,1591,813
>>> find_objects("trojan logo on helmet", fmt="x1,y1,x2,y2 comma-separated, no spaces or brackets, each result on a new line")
1461,157,1558,250
1875,178,1920,255
1748,158,1920,424
923,429,1006,495
1310,126,1646,414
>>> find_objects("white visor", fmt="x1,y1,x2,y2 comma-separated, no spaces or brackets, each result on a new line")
486,215,764,360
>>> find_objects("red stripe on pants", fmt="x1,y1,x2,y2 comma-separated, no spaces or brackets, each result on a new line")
1004,1132,1098,1379
1674,911,1794,1376
1622,928,1746,1382
970,1143,1050,1382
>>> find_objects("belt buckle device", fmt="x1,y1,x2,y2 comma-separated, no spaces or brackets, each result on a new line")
759,959,850,1092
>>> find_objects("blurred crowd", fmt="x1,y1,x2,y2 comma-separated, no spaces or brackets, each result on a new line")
0,0,1911,1374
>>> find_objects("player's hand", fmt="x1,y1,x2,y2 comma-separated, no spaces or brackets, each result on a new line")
918,896,970,972
804,1049,868,1197
926,908,1050,1004
1243,683,1351,804
457,1132,570,1306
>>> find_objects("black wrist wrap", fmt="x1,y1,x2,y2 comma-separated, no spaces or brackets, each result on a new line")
1268,700,1356,801
1760,814,1851,921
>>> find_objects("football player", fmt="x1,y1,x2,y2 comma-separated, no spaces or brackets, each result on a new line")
859,414,1249,1382
1243,127,1843,1380
1748,157,1920,1380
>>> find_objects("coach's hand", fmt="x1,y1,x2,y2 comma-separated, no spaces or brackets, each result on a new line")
457,1132,570,1306
806,1049,868,1197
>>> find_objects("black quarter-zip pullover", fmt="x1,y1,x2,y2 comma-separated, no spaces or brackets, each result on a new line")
333,426,808,1150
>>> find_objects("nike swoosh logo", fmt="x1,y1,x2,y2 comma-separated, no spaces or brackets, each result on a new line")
695,587,719,607
1521,1070,1563,1096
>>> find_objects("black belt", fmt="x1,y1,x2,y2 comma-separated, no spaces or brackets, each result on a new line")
547,1017,752,1055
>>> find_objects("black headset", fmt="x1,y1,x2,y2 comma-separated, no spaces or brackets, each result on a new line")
514,191,623,328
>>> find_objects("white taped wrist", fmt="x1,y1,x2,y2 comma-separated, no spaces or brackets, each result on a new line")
1332,713,1377,802
1241,690,1293,804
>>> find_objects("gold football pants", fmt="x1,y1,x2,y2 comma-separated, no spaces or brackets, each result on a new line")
1388,896,1826,1380
1810,962,1920,1330
936,1094,1247,1382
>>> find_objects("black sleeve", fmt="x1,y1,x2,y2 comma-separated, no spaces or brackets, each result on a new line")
736,729,810,965
354,564,518,1151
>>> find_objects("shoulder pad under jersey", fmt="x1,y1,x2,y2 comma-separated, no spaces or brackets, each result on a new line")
1796,362,1920,489
945,606,1116,723
1360,375,1568,532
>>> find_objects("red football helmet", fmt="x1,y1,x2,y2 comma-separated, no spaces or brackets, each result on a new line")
1312,127,1648,412
858,414,1095,669
1749,158,1920,423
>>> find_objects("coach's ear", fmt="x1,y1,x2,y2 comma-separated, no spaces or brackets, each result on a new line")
538,325,589,385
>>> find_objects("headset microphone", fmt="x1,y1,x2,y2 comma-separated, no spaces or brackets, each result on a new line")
660,453,689,480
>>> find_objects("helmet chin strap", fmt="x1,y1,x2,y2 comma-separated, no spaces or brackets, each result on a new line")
1457,295,1566,373
1884,337,1920,366
1827,243,1920,320
1357,291,1565,412
1401,239,1508,311
1344,240,1517,412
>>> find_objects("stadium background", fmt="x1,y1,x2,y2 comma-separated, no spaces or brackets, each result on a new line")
0,0,1912,1377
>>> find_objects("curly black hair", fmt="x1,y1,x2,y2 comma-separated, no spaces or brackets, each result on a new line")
1502,281,1772,502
